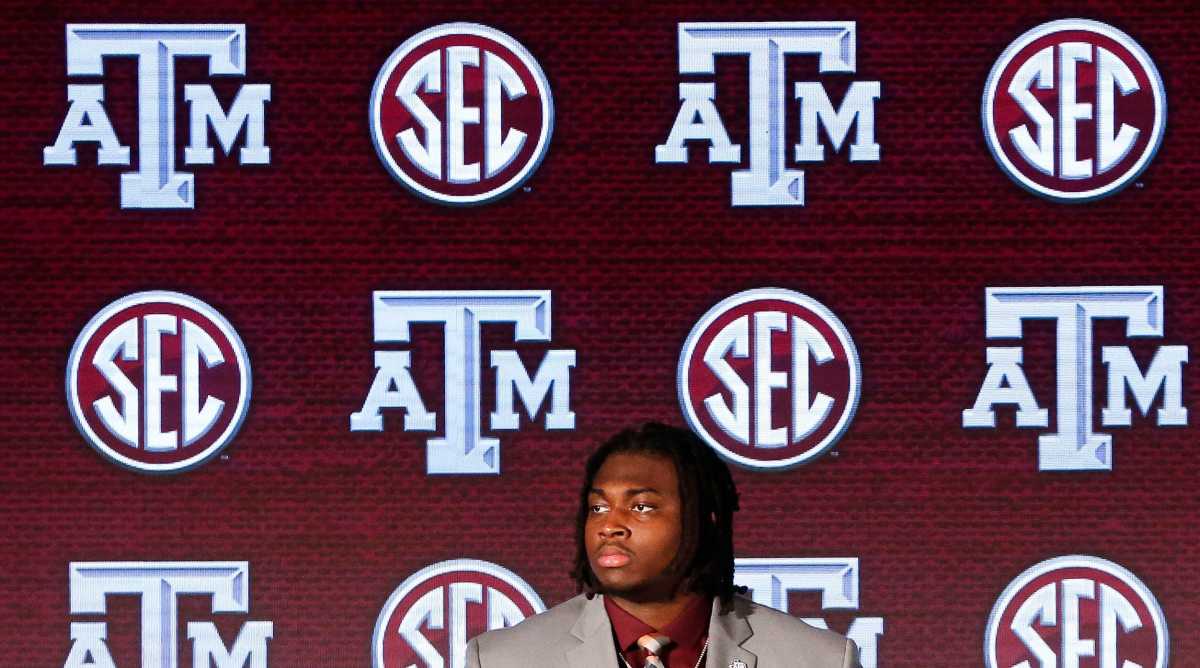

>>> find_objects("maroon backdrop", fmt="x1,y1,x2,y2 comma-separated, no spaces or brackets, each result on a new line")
1,1,1196,666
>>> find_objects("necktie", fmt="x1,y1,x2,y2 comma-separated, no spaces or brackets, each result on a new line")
636,633,673,668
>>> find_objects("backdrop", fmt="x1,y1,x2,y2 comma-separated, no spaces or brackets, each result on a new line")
1,1,1195,666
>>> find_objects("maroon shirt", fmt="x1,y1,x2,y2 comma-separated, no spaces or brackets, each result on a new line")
604,595,711,668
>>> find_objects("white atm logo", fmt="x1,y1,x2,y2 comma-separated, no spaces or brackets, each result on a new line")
44,24,271,209
735,558,884,668
655,22,881,206
963,287,1187,471
351,291,576,474
63,562,273,668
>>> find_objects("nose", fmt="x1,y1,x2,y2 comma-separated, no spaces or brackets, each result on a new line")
598,511,629,539
599,524,628,539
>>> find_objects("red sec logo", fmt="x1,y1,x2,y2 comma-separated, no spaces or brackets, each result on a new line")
373,559,545,668
678,288,861,470
983,19,1165,201
66,292,251,474
986,556,1169,668
369,23,554,206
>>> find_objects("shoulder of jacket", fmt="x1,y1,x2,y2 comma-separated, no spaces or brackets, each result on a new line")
473,593,589,650
734,596,852,659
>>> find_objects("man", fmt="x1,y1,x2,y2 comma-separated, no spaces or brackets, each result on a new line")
467,422,860,668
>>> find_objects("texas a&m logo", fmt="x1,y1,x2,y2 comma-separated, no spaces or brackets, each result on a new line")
982,19,1165,201
66,292,251,474
679,288,861,470
370,23,554,205
63,562,273,668
373,559,545,668
735,558,884,668
985,556,1169,668
655,22,881,206
44,24,271,209
962,287,1187,471
350,291,575,474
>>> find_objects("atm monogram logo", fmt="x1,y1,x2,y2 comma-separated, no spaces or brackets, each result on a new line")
44,24,271,209
963,286,1187,471
351,290,576,474
655,22,881,206
63,562,272,668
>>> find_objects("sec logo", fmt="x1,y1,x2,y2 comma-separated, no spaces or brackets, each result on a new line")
983,19,1166,202
66,292,251,474
678,288,860,470
369,23,554,206
985,556,1169,668
373,559,545,668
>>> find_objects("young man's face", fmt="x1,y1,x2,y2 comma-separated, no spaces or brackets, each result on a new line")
585,451,685,601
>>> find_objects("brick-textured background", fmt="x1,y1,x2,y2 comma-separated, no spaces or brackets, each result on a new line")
1,1,1196,665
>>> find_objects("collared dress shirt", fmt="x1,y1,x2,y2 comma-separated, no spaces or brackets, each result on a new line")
604,595,711,668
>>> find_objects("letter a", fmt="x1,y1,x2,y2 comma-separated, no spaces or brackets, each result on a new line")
62,623,117,668
350,350,436,431
962,348,1049,428
44,85,130,166
655,83,741,164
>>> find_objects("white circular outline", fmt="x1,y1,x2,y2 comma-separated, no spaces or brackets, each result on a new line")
372,558,547,667
981,19,1167,202
676,288,862,471
369,22,555,206
984,555,1170,668
65,291,252,475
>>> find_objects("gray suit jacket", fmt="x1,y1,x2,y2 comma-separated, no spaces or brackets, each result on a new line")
466,593,860,668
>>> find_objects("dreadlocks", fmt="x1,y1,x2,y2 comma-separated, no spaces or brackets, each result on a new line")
570,421,743,607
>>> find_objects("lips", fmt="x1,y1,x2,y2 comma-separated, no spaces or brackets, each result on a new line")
595,545,632,568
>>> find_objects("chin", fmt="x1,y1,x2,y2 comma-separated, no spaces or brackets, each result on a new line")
597,579,668,602
593,573,643,596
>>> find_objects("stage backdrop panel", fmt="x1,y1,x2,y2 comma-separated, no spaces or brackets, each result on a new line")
0,1,1195,666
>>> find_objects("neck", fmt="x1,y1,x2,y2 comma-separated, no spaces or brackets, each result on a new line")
607,591,704,629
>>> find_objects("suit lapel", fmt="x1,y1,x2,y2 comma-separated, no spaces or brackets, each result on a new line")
706,598,757,668
567,594,621,668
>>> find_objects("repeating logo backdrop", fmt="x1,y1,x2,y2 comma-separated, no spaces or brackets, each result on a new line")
0,1,1195,666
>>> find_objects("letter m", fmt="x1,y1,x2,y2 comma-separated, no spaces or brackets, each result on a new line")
490,350,576,430
188,621,273,668
794,81,881,162
1102,345,1188,427
184,85,272,165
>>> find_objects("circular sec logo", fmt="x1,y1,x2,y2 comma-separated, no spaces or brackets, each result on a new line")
373,559,546,668
369,23,555,206
982,19,1166,201
678,288,861,470
985,556,1169,668
66,292,251,474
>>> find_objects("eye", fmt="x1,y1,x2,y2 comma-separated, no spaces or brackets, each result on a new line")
589,503,608,514
632,503,655,513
